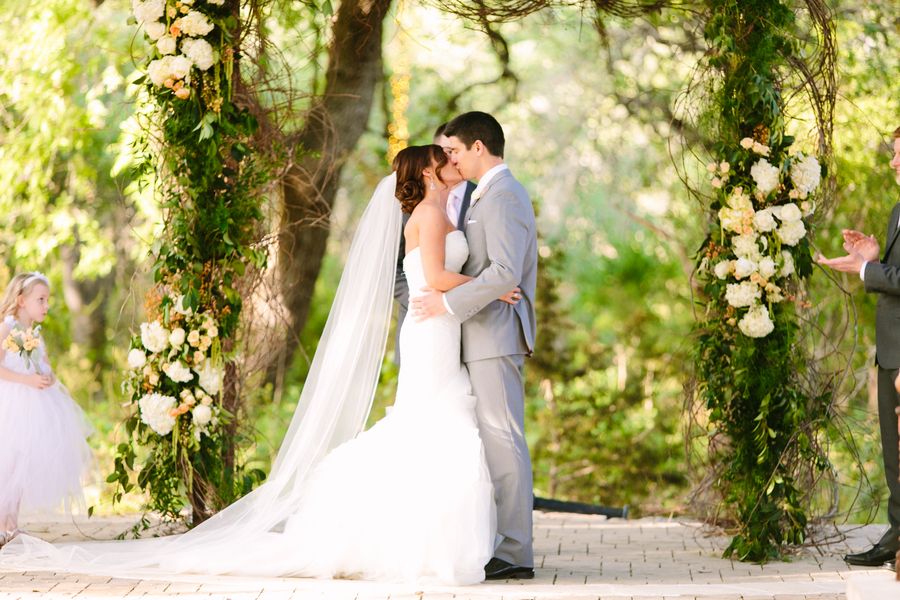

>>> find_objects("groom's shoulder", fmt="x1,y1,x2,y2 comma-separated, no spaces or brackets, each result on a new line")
492,170,529,198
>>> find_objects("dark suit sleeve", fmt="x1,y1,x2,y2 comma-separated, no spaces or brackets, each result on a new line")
865,204,900,297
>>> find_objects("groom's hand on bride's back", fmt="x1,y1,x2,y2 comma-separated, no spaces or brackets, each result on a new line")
411,287,448,321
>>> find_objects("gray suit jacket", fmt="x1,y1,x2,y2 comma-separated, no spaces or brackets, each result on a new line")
445,170,537,363
394,181,476,362
865,201,900,369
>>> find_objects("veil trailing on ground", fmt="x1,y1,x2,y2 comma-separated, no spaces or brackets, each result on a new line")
0,173,402,576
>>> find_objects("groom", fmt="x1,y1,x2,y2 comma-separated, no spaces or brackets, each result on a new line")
412,111,538,580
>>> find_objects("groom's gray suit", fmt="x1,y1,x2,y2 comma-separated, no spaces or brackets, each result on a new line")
444,168,537,567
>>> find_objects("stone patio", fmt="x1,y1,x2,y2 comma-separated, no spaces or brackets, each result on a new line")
0,512,894,599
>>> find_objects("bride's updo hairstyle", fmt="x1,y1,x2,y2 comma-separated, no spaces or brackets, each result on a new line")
393,144,448,214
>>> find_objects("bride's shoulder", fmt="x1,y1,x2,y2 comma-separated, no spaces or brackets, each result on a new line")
410,202,443,222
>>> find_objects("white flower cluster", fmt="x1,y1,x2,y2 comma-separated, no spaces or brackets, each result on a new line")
706,137,822,338
750,158,781,197
126,294,223,439
789,154,821,198
134,0,220,99
138,393,177,435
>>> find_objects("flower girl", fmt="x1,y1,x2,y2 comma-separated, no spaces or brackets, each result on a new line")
0,272,92,547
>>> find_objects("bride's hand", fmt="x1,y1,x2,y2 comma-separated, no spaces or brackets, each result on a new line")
499,287,522,305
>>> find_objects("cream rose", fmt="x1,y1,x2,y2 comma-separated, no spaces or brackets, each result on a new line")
128,348,147,369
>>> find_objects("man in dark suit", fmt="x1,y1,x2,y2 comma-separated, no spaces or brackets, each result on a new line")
393,123,476,363
819,125,900,567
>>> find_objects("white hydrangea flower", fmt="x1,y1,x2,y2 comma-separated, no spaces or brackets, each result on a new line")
180,10,214,36
147,55,192,87
192,404,213,427
714,260,732,280
181,38,216,70
758,256,777,279
725,281,762,308
778,202,803,222
719,207,744,234
780,251,795,277
170,55,192,80
169,327,186,348
733,257,757,279
133,0,165,23
164,360,194,383
144,21,166,41
726,187,753,210
750,158,780,197
776,219,807,246
732,233,761,260
140,321,169,353
740,137,754,150
195,360,222,395
156,35,177,55
127,348,147,369
790,154,821,196
138,393,177,435
753,208,777,232
739,304,775,338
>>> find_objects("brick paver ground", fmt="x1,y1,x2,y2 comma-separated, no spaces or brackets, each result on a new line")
0,512,894,599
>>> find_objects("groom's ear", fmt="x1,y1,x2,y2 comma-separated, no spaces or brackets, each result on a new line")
472,140,485,155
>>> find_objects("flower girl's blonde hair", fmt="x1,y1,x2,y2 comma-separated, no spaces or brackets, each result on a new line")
0,273,51,318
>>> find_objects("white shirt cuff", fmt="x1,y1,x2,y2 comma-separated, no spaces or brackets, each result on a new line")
859,261,867,282
441,294,454,315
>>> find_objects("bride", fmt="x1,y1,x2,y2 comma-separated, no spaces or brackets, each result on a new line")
0,145,520,585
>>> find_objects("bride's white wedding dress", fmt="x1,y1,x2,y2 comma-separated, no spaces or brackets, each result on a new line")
171,231,496,583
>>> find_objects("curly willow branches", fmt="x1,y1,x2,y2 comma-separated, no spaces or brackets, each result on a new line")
430,0,676,24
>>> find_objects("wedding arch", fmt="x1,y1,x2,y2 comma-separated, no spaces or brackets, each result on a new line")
116,0,837,560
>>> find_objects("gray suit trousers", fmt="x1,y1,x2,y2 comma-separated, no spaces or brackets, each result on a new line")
877,366,900,549
467,354,534,567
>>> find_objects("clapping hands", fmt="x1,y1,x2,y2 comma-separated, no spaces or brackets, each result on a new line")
816,229,880,273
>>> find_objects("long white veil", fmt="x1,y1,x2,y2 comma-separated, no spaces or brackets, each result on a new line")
0,173,402,576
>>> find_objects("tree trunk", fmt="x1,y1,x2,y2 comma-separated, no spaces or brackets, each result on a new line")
277,0,392,374
59,239,112,371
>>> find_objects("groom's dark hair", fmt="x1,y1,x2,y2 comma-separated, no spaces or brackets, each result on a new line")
444,112,505,158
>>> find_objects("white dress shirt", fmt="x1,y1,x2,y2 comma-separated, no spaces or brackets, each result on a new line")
446,180,468,226
442,163,510,315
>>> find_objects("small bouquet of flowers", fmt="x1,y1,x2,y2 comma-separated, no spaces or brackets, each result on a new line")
2,324,43,373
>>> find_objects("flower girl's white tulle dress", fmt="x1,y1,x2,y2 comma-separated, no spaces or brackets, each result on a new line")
0,315,93,520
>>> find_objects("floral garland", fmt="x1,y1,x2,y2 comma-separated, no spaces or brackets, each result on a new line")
110,0,267,524
133,0,223,104
700,130,822,337
125,294,223,442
